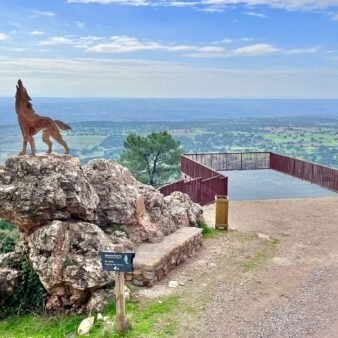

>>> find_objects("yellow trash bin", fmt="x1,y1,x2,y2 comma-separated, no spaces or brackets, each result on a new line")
215,195,229,230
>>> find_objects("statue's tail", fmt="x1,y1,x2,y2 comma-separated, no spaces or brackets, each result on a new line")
54,120,72,131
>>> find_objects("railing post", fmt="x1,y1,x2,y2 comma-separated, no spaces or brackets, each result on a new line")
197,177,202,204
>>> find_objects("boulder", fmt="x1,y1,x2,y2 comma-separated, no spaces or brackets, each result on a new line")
0,251,23,269
27,220,115,311
0,252,23,303
84,159,204,243
0,155,99,231
86,288,114,311
84,160,141,226
0,268,19,295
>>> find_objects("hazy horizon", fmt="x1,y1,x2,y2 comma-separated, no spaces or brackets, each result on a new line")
1,97,338,126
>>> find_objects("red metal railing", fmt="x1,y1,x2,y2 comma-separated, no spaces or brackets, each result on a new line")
184,152,270,171
270,152,338,192
159,177,203,204
159,155,228,205
159,152,337,204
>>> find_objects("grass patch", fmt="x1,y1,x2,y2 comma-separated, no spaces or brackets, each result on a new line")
0,295,179,338
197,221,224,238
242,238,279,272
243,250,269,272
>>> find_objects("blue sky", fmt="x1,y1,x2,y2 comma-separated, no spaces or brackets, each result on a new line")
1,0,338,97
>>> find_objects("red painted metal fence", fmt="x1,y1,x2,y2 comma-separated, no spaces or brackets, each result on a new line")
159,155,228,205
159,178,203,203
184,152,270,170
159,151,337,205
270,152,338,192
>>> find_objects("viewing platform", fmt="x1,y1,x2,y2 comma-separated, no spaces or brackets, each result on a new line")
160,152,338,203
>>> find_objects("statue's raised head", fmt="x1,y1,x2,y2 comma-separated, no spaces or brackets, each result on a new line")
15,79,31,102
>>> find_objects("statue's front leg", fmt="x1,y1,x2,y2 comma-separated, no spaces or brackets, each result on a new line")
29,137,36,156
19,138,28,156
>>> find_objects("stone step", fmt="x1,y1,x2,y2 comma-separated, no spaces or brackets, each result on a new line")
126,227,203,287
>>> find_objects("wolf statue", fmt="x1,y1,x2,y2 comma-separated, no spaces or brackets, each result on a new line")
15,79,71,156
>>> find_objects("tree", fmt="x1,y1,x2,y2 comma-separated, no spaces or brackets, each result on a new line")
120,131,183,186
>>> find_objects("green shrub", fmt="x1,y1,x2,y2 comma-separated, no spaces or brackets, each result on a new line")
0,255,47,319
197,221,220,238
0,220,19,253
0,220,15,231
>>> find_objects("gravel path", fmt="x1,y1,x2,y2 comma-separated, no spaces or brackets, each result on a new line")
168,197,338,338
251,265,338,338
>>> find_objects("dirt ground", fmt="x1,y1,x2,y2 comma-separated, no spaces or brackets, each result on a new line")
137,196,338,338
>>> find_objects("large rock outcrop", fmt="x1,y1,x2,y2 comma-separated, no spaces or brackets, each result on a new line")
0,155,204,311
84,159,203,243
0,155,99,231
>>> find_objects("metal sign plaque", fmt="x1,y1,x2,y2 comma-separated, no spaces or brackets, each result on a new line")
100,251,135,272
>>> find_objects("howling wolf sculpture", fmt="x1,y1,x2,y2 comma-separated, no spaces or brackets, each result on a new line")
15,79,71,156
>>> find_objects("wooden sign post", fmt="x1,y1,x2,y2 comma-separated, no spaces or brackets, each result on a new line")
114,244,127,333
100,245,135,333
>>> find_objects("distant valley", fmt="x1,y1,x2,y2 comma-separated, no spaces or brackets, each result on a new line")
1,115,337,168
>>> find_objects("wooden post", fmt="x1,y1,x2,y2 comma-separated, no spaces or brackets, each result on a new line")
114,244,127,333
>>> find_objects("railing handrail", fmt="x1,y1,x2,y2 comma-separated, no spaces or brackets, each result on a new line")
201,175,220,182
184,151,270,156
157,178,184,191
270,152,338,171
181,154,228,179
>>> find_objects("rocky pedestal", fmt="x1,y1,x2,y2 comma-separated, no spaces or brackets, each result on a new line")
0,155,99,231
0,155,204,311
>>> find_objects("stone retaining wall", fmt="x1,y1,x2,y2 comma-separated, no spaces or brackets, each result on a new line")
126,227,203,287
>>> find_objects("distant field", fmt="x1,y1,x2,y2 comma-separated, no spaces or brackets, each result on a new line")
0,116,337,168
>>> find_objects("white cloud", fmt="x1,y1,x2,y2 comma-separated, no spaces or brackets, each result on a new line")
0,46,25,52
32,10,55,17
40,37,75,45
244,11,267,18
284,46,321,54
38,35,322,59
30,31,45,36
66,0,149,5
234,43,279,55
75,21,86,29
86,36,165,52
332,13,338,20
0,33,9,41
39,36,104,49
66,0,338,11
185,43,321,57
213,38,233,44
39,35,226,54
161,1,199,7
200,0,338,10
198,5,225,12
1,56,337,98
